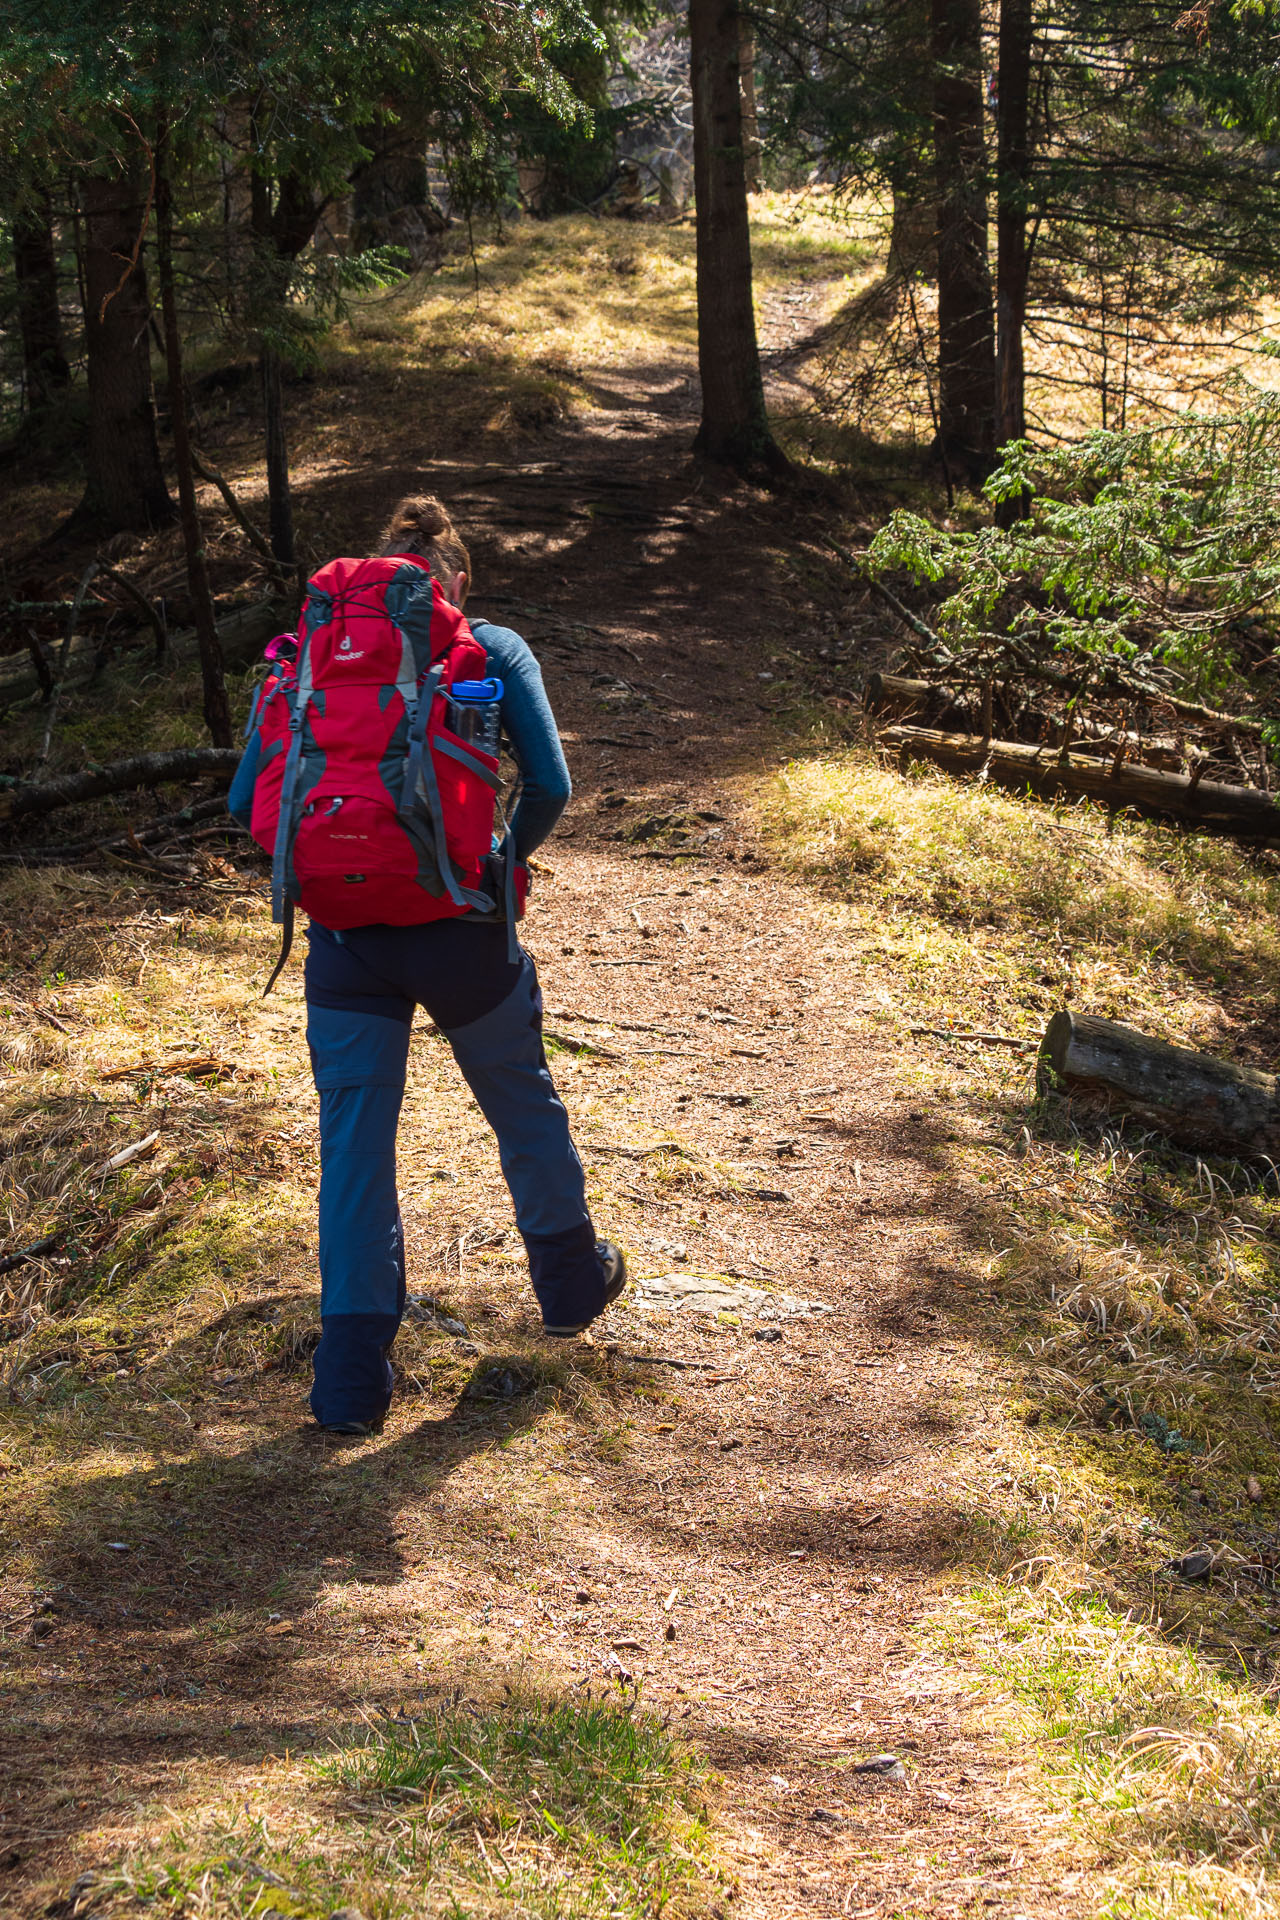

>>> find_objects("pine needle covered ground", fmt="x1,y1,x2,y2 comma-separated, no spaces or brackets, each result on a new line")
3,199,1280,1920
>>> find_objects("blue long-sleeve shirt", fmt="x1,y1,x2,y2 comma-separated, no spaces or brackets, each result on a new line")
227,615,571,861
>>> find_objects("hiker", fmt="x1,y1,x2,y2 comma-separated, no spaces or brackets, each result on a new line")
228,493,625,1435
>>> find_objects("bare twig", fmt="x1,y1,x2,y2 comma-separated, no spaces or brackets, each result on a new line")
190,449,285,577
94,563,167,662
910,1024,1035,1049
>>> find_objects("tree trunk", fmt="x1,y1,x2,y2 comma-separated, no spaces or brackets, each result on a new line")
1039,1011,1280,1159
76,168,175,532
738,23,763,193
249,166,320,568
931,0,996,481
155,119,232,748
689,0,786,474
879,723,1280,843
10,187,70,412
260,346,295,567
887,0,937,277
994,0,1032,522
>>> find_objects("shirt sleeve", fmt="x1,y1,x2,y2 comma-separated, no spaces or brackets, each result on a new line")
227,731,261,830
469,619,572,860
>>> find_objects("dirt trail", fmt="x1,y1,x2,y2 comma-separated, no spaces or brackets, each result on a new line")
2,350,1082,1919
428,381,1075,1917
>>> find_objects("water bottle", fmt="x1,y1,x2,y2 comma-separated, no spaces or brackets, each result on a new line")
447,678,504,755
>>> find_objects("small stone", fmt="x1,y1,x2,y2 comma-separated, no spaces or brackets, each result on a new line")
808,1806,843,1823
575,1589,593,1605
665,1621,676,1642
1170,1549,1215,1582
1248,1476,1263,1503
719,1434,743,1452
852,1753,908,1784
328,1908,368,1920
106,1541,130,1552
752,1327,783,1343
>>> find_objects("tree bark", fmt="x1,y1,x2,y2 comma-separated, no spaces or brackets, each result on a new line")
10,186,71,412
76,168,175,532
1039,1011,1280,1158
995,0,1032,522
931,0,996,480
880,724,1280,842
0,748,241,824
738,22,763,193
689,0,786,474
155,121,232,748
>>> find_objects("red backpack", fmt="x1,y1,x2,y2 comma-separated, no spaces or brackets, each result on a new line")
246,554,520,991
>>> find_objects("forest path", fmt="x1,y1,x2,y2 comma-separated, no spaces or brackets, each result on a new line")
2,336,1083,1920
355,365,1079,1914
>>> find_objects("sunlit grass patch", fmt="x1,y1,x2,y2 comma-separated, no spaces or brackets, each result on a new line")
320,1691,713,1916
86,1696,715,1920
762,743,1280,1049
934,1579,1280,1920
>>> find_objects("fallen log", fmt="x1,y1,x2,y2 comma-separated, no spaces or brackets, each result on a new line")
1039,1010,1280,1158
880,724,1280,842
0,748,240,825
0,598,283,710
865,673,965,724
867,675,1181,767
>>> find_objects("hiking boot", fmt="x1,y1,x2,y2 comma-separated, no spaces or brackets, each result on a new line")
319,1416,383,1438
543,1240,627,1338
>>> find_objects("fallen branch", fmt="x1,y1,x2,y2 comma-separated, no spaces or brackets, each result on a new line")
190,449,285,577
992,635,1264,740
0,599,282,710
0,748,240,825
98,1130,161,1176
880,724,1280,843
37,561,100,764
540,1030,622,1060
0,1231,65,1278
94,562,167,660
0,794,241,865
910,1024,1035,1049
820,535,950,658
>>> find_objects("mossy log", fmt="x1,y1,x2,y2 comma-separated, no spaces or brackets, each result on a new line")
881,724,1280,843
0,599,284,710
0,748,241,824
1039,1010,1280,1157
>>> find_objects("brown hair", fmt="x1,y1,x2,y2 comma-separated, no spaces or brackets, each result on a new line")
379,493,471,596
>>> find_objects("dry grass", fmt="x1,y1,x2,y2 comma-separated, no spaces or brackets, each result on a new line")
763,741,1280,1055
761,734,1280,1919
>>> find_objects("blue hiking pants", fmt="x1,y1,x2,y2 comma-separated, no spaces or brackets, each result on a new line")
303,918,606,1427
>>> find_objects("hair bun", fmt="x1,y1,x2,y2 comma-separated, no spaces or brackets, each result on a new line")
396,495,451,541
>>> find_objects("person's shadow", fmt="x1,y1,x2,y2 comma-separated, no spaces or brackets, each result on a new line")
35,1296,557,1648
